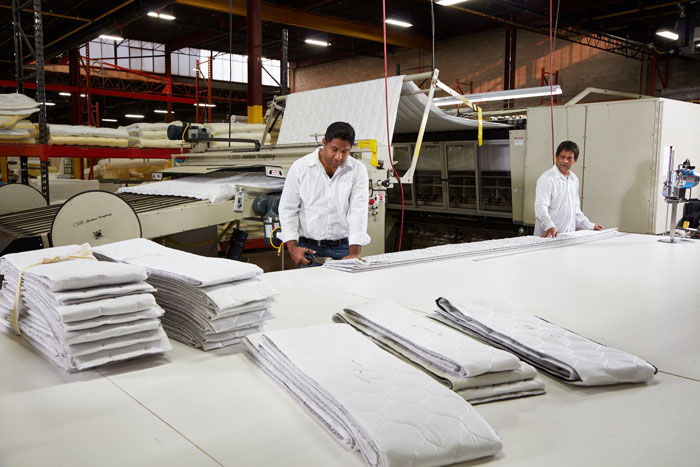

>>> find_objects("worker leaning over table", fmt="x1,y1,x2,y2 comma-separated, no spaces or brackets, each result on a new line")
278,121,370,267
534,140,603,238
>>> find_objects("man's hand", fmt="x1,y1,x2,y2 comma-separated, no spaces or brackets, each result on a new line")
541,227,558,238
289,244,315,266
342,254,362,260
593,224,603,231
343,244,362,261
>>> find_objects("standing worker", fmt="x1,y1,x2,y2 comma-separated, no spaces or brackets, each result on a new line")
278,122,370,267
534,140,603,237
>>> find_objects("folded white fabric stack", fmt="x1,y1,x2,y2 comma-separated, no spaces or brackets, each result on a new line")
203,122,270,148
324,229,620,273
117,172,285,203
125,121,185,148
93,238,278,351
335,300,545,404
0,93,40,143
0,244,171,372
47,124,129,147
435,293,658,386
244,324,503,467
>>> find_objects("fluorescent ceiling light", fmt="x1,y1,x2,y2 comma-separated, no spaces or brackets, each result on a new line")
305,39,330,47
99,34,123,41
436,0,468,6
434,85,563,107
102,118,118,122
42,102,56,106
148,11,175,20
58,92,71,96
656,30,679,40
193,103,216,107
385,18,412,28
80,94,86,97
154,109,172,114
125,114,144,118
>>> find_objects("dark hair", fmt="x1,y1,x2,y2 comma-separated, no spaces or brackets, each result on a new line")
325,121,355,146
556,140,579,161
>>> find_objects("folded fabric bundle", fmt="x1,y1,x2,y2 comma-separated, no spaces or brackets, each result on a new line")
94,238,278,350
324,229,620,273
117,172,285,203
244,324,503,467
45,124,129,147
335,300,544,404
124,121,185,148
204,122,266,135
0,93,40,117
435,293,657,386
0,243,171,372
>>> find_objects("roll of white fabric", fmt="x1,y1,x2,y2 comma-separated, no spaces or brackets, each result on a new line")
244,324,503,467
435,293,657,385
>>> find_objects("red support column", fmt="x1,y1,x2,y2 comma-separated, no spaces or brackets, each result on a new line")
165,45,173,122
247,0,263,124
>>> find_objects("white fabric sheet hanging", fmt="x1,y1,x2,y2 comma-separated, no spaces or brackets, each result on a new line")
435,293,657,386
394,81,506,133
117,172,285,203
244,324,502,467
325,228,620,273
277,76,404,147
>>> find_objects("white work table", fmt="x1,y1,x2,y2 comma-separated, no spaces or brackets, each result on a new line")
1,233,699,466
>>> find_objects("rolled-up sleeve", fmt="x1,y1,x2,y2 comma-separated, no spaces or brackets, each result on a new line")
278,162,302,243
534,176,556,232
347,163,371,246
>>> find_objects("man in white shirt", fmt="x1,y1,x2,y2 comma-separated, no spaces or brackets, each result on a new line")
534,140,603,237
278,122,370,266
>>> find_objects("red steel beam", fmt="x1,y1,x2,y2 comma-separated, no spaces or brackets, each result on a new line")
0,80,197,104
0,144,187,162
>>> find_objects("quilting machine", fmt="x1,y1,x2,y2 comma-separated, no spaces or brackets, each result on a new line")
659,148,699,243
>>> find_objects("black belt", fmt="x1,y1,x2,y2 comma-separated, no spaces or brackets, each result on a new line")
299,236,348,247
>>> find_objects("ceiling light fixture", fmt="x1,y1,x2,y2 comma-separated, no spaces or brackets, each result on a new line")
58,92,71,96
99,34,124,42
42,102,56,106
656,30,679,40
148,11,176,20
125,114,145,119
154,109,172,114
193,103,216,107
434,85,563,107
305,39,330,47
436,0,468,6
102,118,118,122
385,18,413,28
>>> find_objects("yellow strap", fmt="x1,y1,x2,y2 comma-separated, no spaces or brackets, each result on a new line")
478,107,483,146
11,244,97,335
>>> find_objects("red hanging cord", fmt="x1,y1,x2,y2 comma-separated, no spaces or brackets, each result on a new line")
382,0,405,251
549,0,555,165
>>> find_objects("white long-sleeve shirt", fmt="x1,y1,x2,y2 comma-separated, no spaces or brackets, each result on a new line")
278,148,371,246
534,165,594,236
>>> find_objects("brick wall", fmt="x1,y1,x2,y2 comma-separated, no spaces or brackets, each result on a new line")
292,29,645,103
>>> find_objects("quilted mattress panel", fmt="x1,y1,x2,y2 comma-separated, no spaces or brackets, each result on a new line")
436,293,657,386
245,324,502,467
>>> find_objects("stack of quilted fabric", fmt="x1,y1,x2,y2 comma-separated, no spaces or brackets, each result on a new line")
47,124,129,147
204,122,271,148
0,93,40,143
244,324,503,467
0,244,171,372
94,238,278,351
435,293,657,385
324,229,620,273
335,300,544,404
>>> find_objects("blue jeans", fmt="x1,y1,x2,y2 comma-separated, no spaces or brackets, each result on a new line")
297,238,349,268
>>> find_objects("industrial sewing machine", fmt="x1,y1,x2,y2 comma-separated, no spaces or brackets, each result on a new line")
659,147,700,243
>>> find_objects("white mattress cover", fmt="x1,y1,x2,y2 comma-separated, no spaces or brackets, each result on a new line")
458,378,545,405
0,93,39,110
244,324,502,467
116,172,285,203
340,300,520,376
436,293,657,386
48,124,128,139
93,238,262,287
